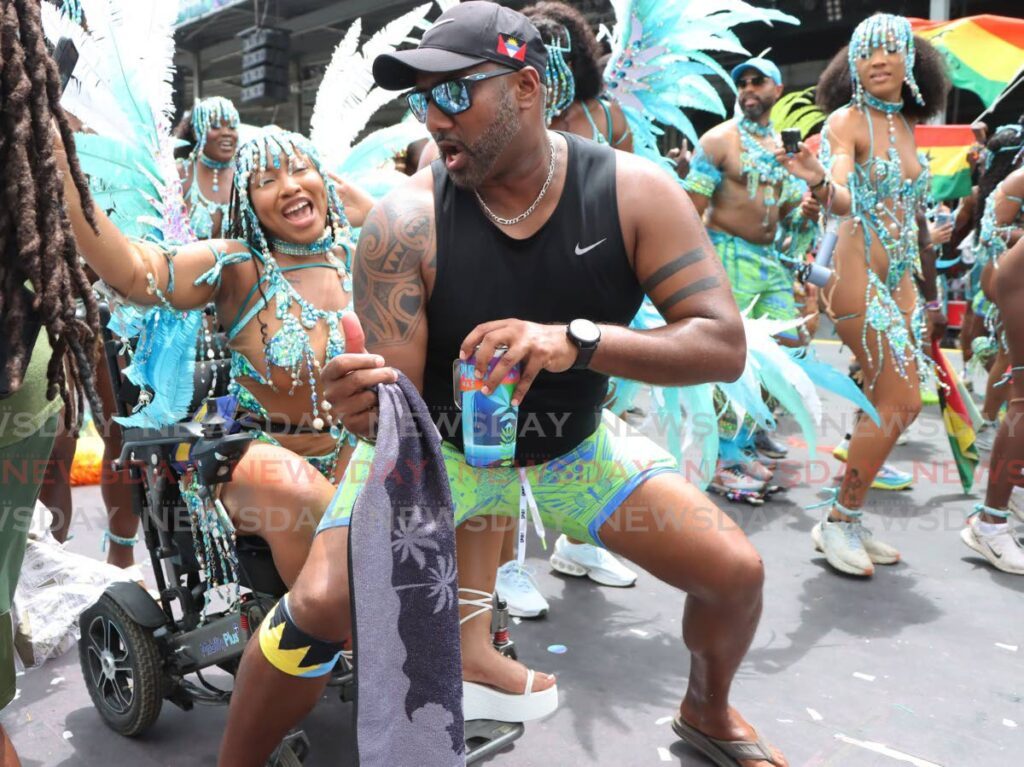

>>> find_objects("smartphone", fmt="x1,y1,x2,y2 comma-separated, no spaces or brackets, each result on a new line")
53,37,79,96
781,128,801,154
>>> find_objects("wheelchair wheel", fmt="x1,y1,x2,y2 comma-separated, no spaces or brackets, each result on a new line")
78,593,165,737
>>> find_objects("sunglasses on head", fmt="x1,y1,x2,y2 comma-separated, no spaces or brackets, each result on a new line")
406,68,515,123
736,74,767,89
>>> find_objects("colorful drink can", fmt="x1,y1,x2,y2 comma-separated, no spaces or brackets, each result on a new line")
453,346,520,468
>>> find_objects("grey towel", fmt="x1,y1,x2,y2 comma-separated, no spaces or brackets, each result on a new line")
349,373,465,766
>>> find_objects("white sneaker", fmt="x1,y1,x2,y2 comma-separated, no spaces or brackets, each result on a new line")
857,525,900,565
712,463,766,493
549,535,638,587
974,420,998,452
1009,487,1024,524
814,520,900,565
812,517,873,576
495,562,550,618
961,516,1024,575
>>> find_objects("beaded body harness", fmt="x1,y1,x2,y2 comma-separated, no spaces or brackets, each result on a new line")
824,104,931,386
737,118,805,226
185,97,239,239
165,130,354,607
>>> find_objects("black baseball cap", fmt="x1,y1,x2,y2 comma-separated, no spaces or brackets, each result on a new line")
373,1,547,91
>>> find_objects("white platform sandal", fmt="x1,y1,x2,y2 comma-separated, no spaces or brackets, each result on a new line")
459,587,559,722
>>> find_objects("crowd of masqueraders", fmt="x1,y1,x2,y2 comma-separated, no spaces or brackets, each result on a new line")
3,1,1024,766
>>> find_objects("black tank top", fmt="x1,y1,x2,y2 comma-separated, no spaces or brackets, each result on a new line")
423,132,643,463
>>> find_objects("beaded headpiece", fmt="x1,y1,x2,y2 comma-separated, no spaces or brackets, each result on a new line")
982,124,1024,172
229,129,351,260
848,14,924,107
188,96,241,162
542,26,576,124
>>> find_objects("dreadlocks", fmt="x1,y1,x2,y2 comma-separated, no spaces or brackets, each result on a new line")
0,0,102,431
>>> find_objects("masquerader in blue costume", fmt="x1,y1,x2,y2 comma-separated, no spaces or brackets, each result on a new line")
522,2,634,150
179,96,240,239
683,56,817,499
779,13,950,577
965,127,1024,451
962,164,1024,574
57,128,358,590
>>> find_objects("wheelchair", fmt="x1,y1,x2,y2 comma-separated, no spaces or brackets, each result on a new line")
77,303,524,765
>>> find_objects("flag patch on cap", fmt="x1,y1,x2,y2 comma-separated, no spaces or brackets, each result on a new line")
497,34,527,62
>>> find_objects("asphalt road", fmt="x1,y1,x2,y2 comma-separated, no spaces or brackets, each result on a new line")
3,340,1023,767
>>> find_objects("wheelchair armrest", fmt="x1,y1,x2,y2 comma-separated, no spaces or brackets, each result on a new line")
116,423,206,465
190,432,254,487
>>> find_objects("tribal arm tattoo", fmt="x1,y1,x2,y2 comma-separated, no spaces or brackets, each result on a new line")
352,194,434,350
639,201,723,319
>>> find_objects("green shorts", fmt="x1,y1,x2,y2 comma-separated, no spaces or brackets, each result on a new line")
318,411,678,547
709,229,798,328
2,414,58,710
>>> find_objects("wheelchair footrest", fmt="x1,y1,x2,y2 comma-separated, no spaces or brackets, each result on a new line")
465,719,525,764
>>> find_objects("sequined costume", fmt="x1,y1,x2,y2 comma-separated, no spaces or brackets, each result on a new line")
182,97,239,239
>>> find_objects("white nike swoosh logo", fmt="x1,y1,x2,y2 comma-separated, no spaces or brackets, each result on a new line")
575,238,606,256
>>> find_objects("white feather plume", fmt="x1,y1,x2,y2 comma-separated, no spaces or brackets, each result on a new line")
310,3,433,168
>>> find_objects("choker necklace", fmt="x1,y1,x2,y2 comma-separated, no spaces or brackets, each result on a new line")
475,138,556,227
200,153,232,193
863,92,903,145
269,232,334,256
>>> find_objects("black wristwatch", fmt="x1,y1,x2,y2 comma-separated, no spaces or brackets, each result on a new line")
567,319,601,370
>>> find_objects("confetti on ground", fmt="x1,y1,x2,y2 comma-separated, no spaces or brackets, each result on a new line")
833,734,941,767
629,629,649,637
1003,719,1018,728
853,672,876,682
657,747,671,761
50,676,65,686
655,716,674,726
893,704,916,716
807,708,823,721
776,719,794,724
15,671,24,677
547,644,567,655
62,731,73,740
995,643,1018,653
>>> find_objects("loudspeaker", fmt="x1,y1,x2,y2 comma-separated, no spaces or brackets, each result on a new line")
238,26,290,106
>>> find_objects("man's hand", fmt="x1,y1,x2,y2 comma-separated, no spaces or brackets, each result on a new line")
929,220,954,245
327,172,375,228
459,319,578,406
799,190,821,220
666,139,691,180
926,306,948,345
775,143,827,187
321,313,398,439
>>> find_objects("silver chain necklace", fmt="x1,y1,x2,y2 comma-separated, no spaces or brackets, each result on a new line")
474,138,556,227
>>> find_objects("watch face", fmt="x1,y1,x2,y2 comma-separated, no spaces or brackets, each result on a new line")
569,318,601,344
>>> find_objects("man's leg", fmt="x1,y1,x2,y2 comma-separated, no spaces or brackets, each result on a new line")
599,473,785,767
218,526,351,767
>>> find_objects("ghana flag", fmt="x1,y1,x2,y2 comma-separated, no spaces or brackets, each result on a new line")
910,15,1024,108
932,339,979,493
915,124,974,201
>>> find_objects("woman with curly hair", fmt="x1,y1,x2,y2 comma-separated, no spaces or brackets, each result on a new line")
522,1,633,151
1,0,104,761
779,13,950,577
